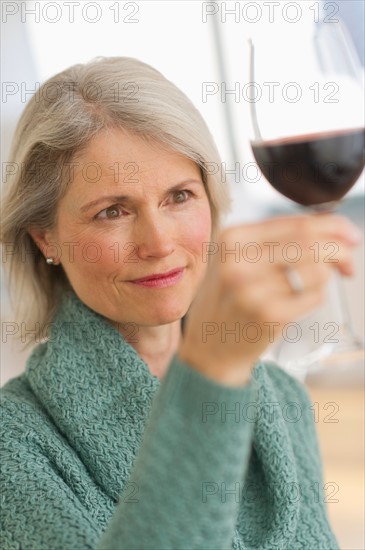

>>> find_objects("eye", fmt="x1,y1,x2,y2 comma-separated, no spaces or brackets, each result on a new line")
95,204,126,220
173,190,193,203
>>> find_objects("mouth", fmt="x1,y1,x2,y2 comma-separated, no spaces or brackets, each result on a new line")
128,267,185,288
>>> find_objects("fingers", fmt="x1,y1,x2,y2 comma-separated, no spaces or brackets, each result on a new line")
207,212,360,332
217,238,355,293
224,263,329,319
215,215,360,285
224,214,362,246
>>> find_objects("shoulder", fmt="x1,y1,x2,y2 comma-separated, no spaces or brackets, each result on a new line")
1,370,57,452
1,375,56,505
1,377,103,550
2,373,40,420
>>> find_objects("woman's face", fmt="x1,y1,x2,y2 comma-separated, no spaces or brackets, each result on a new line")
42,128,212,327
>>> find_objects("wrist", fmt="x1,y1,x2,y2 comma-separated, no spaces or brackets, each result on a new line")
176,346,253,388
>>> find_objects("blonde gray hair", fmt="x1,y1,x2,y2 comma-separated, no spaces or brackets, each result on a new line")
1,56,231,346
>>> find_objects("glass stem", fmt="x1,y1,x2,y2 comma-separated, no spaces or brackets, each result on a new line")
333,269,353,331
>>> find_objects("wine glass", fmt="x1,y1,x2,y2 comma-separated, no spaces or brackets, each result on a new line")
248,21,365,381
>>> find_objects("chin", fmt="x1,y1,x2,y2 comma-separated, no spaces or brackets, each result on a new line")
145,308,186,327
140,298,191,327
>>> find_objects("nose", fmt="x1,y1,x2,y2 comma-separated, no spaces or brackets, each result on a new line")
134,211,176,260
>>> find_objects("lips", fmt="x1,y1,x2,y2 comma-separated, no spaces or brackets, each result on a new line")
129,268,184,283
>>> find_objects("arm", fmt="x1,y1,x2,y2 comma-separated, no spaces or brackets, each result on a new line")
97,355,256,549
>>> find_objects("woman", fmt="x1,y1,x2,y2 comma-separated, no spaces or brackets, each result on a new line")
1,57,361,549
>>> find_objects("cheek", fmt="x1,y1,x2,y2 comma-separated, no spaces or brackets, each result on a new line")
57,229,130,276
183,205,212,257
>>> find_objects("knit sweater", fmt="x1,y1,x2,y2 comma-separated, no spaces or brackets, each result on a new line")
1,290,339,550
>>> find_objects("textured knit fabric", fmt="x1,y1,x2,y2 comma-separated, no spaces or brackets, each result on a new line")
1,290,339,550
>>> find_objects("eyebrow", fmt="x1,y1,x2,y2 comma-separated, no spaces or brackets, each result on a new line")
80,179,204,214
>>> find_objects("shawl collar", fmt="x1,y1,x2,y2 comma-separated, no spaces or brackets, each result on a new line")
25,291,160,502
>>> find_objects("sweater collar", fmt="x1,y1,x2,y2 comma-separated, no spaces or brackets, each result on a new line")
25,290,160,502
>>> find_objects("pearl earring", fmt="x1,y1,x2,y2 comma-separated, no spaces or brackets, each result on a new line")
46,257,55,265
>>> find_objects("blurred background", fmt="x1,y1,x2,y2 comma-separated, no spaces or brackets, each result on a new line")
1,1,364,548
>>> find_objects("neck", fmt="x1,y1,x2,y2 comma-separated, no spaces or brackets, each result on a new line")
117,319,182,380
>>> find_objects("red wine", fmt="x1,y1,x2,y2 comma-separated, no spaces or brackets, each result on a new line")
251,128,365,206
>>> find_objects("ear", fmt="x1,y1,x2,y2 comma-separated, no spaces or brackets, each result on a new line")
28,228,61,265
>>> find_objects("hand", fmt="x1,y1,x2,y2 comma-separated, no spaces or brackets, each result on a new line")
177,214,361,387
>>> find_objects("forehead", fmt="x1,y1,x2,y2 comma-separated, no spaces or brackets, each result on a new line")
73,128,200,182
59,129,205,213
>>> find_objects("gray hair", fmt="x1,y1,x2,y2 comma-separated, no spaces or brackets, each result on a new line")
1,56,231,346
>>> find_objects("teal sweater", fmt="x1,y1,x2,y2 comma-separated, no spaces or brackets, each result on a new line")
1,291,339,549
